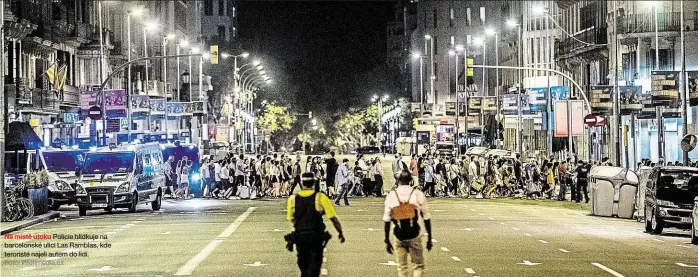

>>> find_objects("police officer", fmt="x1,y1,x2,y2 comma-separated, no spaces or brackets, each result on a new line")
286,172,345,277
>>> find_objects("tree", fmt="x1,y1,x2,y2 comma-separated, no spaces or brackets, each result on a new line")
256,103,297,150
297,121,327,152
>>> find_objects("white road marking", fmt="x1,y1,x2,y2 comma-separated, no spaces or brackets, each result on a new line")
465,268,476,274
270,229,285,232
677,245,692,249
592,263,626,277
512,227,520,231
431,239,438,243
365,228,377,232
321,268,328,275
380,261,398,266
135,218,146,221
470,209,477,212
676,263,698,268
652,239,665,243
88,266,115,272
559,249,570,253
525,234,532,237
126,223,135,226
440,247,450,252
158,232,172,235
487,217,495,220
538,240,549,244
517,260,541,266
461,228,473,231
499,222,506,225
130,221,140,223
451,256,461,262
175,207,256,275
119,225,132,229
434,209,444,212
243,261,268,267
356,209,366,212
478,213,485,216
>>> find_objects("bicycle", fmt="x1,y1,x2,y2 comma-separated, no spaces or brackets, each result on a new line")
2,182,34,222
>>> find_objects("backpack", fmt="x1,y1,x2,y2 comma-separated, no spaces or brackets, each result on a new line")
390,188,420,240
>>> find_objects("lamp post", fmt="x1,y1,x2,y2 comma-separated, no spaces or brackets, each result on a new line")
176,40,189,100
302,118,318,154
126,9,143,140
162,34,175,98
189,47,200,102
412,52,425,115
372,94,389,153
180,70,191,141
143,21,159,96
426,34,435,114
507,19,523,155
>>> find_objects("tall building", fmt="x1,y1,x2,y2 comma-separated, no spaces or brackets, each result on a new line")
202,0,238,43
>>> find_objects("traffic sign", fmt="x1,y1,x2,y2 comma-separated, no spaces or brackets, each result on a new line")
584,114,606,127
88,106,103,120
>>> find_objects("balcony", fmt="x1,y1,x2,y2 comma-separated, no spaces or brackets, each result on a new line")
66,22,94,47
555,26,607,60
618,12,690,37
59,85,80,107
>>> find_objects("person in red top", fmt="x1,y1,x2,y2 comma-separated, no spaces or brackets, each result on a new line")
409,154,418,186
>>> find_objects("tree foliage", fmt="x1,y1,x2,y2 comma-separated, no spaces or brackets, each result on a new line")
257,103,296,135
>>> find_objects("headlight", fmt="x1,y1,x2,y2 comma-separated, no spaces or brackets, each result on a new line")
191,173,201,182
74,184,87,195
54,180,72,191
657,200,678,208
115,182,131,194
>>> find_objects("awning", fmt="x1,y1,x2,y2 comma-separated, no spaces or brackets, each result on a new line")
6,121,44,151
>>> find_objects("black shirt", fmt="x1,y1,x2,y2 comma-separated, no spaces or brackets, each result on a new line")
576,165,590,179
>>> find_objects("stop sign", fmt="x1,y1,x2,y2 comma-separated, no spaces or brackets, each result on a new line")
88,106,103,120
584,114,606,127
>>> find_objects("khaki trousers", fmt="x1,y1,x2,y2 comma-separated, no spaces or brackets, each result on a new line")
392,236,425,277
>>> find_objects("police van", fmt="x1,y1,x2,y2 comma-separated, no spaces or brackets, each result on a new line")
41,148,87,210
75,143,166,216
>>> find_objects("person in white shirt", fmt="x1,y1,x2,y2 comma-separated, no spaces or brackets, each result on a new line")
200,158,211,197
467,156,479,198
212,160,223,198
219,160,230,198
383,170,433,277
447,159,460,197
333,158,351,206
423,159,436,197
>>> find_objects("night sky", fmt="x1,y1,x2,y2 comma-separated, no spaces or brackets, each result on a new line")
238,1,396,114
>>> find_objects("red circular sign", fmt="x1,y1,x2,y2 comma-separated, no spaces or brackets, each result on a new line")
584,114,606,127
88,106,103,120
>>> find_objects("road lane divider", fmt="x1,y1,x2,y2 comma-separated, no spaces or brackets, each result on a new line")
538,240,549,244
465,268,476,274
558,249,569,253
175,207,256,275
592,262,626,277
451,256,461,262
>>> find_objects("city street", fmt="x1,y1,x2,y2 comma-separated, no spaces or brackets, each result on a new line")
2,196,697,277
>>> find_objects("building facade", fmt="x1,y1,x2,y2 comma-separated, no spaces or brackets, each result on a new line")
202,0,237,43
2,0,203,146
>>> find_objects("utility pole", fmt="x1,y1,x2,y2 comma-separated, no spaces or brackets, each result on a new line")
1,0,6,217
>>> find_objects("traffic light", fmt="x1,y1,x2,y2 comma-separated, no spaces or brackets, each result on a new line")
413,118,418,129
210,45,219,65
466,57,474,85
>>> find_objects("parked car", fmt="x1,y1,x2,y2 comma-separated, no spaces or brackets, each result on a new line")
644,166,698,235
434,142,456,158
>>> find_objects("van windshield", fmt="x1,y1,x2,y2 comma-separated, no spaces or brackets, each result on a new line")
435,144,453,150
83,152,135,174
43,151,85,172
657,170,698,204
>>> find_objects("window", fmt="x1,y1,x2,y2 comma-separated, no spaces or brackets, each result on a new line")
204,0,213,16
466,35,472,45
218,25,226,40
466,8,471,26
433,9,437,28
433,36,438,55
450,36,455,46
480,7,486,24
449,8,454,27
219,0,225,16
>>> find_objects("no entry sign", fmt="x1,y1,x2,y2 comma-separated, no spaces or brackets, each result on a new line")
88,106,103,120
584,114,606,127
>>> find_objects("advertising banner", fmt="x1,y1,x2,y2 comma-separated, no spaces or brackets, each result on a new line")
638,94,656,119
215,124,229,141
619,86,643,114
553,100,584,137
132,95,151,113
167,102,185,117
182,102,194,116
416,131,430,144
590,86,613,115
482,96,497,115
688,71,698,106
150,99,166,115
192,101,205,115
651,71,680,107
105,89,127,118
526,87,547,112
501,94,519,116
551,86,569,101
468,97,482,115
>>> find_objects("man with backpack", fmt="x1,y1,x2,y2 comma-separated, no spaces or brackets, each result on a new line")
286,172,346,277
383,170,433,277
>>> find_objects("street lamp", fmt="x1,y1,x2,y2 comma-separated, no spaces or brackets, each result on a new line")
176,39,189,100
372,94,389,152
126,8,144,140
486,28,499,96
506,19,524,155
143,21,159,95
412,52,425,112
163,34,175,99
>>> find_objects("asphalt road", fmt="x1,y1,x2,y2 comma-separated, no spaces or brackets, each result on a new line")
1,196,697,277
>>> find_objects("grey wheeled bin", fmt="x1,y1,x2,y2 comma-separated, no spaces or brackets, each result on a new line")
589,166,639,219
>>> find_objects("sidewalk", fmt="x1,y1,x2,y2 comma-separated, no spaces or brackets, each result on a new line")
1,211,60,235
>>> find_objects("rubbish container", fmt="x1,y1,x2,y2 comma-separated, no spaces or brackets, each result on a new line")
589,166,639,219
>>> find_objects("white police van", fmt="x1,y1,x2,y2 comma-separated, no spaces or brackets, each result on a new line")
75,143,166,216
41,148,87,210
